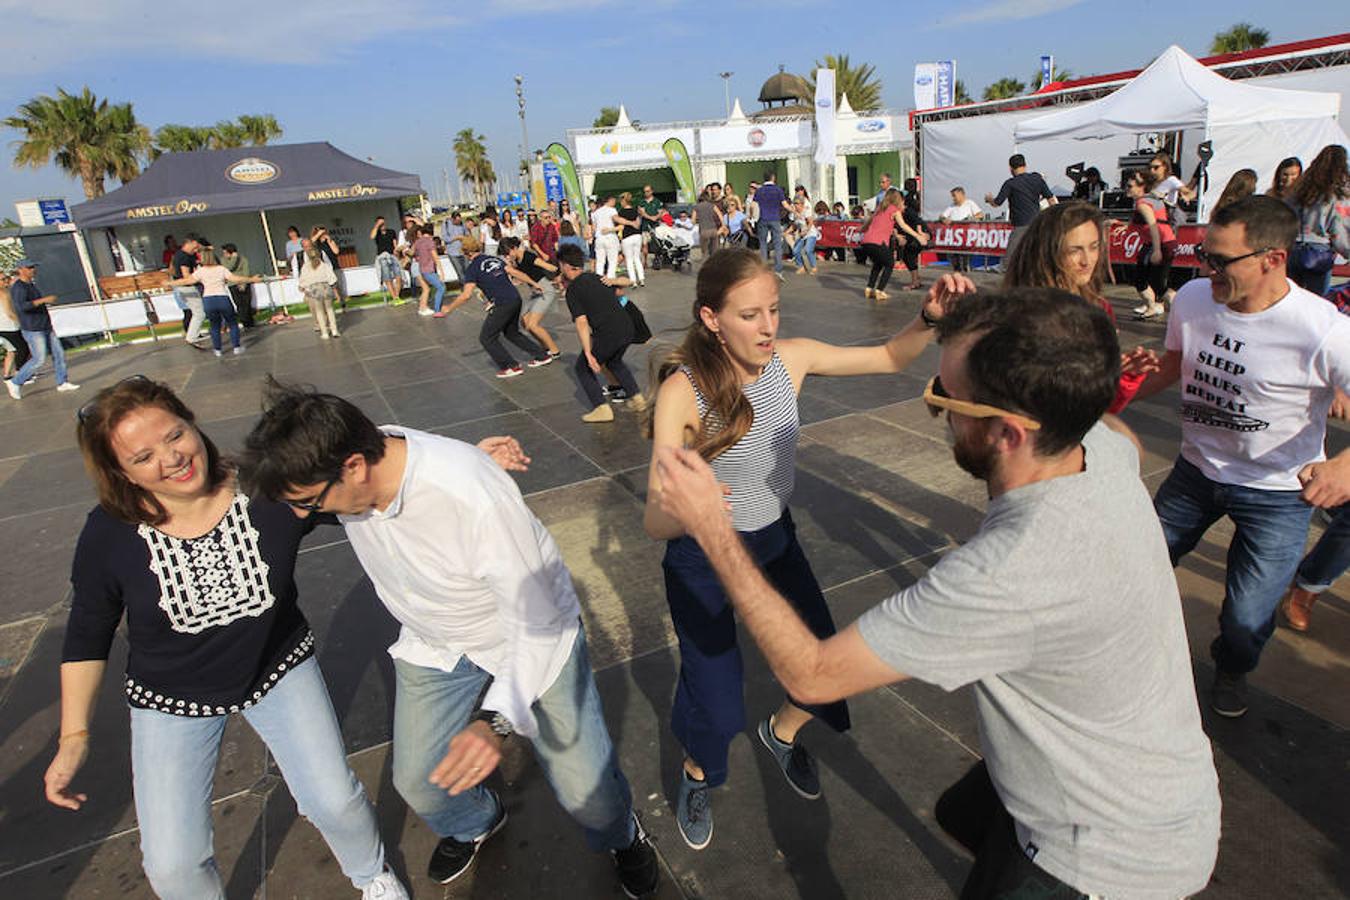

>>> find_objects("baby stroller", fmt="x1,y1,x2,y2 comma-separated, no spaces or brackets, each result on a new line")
650,224,693,272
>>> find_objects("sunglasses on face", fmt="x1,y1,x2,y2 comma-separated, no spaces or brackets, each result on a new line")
77,374,154,423
283,472,342,512
1194,247,1271,273
923,376,1041,430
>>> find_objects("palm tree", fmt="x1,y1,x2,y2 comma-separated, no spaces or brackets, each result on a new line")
982,77,1027,101
954,80,972,105
236,114,282,146
3,86,151,199
1211,23,1270,54
154,124,214,155
209,121,248,149
809,54,883,111
1029,64,1074,91
593,106,620,128
453,128,496,208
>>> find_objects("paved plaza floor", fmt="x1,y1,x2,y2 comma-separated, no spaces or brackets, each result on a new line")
0,259,1345,899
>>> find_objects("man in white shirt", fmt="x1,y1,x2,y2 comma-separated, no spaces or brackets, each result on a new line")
590,196,622,280
1134,195,1350,717
240,386,658,897
939,187,984,272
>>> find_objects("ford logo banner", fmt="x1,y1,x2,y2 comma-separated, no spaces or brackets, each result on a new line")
816,98,832,108
856,120,886,133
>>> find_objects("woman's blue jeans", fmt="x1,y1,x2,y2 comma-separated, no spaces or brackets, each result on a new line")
201,294,239,351
390,626,635,851
1153,456,1315,674
792,235,817,268
422,270,446,311
130,657,385,899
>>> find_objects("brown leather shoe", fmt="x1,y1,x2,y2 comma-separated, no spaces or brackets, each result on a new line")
1280,585,1317,632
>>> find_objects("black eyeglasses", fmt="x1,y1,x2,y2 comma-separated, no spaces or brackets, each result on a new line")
1194,247,1272,273
283,472,342,512
76,374,153,423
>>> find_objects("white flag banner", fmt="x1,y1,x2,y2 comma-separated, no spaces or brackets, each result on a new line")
814,68,836,166
914,62,937,110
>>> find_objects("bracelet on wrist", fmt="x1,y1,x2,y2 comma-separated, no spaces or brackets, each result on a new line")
471,709,513,738
920,308,940,329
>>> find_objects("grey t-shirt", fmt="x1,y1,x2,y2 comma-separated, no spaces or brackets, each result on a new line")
858,424,1220,899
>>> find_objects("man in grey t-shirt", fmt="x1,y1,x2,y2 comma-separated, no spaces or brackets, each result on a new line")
652,285,1220,899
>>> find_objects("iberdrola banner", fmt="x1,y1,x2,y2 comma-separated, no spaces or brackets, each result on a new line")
662,138,697,204
544,142,585,218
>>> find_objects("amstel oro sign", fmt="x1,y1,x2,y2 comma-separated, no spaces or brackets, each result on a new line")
306,183,381,202
125,199,210,220
226,158,280,184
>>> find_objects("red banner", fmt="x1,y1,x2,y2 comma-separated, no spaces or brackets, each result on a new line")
819,218,1349,274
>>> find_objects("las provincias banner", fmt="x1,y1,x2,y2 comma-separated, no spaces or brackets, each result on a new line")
819,219,1227,269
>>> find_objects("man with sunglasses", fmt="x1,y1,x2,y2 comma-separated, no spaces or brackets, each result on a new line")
239,383,658,897
1132,195,1350,718
652,287,1221,900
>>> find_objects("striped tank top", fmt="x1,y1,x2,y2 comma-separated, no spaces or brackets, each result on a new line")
681,353,799,532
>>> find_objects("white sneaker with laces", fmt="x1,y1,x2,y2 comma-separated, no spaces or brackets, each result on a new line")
360,868,409,899
57,382,81,392
6,379,20,400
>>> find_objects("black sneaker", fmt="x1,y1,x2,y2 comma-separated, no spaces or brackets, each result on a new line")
757,716,821,799
611,814,659,898
1212,670,1249,718
426,794,507,884
602,385,629,403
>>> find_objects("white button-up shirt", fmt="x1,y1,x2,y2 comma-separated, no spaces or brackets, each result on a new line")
339,427,581,737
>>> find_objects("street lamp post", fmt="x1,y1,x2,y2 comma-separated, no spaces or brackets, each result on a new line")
515,75,530,196
718,71,734,118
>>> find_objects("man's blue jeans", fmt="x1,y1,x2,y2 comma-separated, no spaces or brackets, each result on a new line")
130,657,385,899
391,626,635,851
756,219,784,273
12,328,68,386
792,235,818,269
1296,504,1349,593
1153,456,1314,674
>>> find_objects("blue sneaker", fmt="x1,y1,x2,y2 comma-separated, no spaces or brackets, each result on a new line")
757,715,821,799
676,769,713,850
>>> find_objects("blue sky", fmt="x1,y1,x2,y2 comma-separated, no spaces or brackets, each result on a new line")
2,0,1346,213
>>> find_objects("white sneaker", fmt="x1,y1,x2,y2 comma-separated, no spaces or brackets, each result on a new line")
213,349,223,358
232,346,245,355
6,379,20,400
57,382,81,392
360,868,409,900
417,308,435,317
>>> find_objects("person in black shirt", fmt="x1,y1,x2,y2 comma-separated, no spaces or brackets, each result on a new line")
986,154,1058,266
557,243,647,422
46,377,408,900
171,237,208,346
371,215,402,302
501,236,562,358
442,234,552,378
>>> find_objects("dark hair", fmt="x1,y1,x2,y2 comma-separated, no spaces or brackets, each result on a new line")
559,220,577,237
557,243,587,268
1268,156,1302,196
498,235,521,253
76,377,230,526
1003,201,1110,310
1210,195,1298,253
238,378,388,501
222,243,238,254
763,170,776,181
1149,152,1174,181
1213,169,1257,214
935,288,1119,456
650,248,770,460
420,223,434,236
1009,154,1026,169
1289,144,1350,208
287,225,300,237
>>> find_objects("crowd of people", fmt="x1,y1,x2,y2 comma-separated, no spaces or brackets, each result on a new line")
12,136,1350,900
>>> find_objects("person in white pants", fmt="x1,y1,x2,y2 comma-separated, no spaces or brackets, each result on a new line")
615,192,646,287
591,196,622,280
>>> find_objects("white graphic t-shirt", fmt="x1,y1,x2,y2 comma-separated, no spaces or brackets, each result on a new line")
1165,277,1350,490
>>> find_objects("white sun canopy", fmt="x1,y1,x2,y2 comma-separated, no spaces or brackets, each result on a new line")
1014,45,1348,221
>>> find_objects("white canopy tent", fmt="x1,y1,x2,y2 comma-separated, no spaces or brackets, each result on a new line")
1014,45,1349,222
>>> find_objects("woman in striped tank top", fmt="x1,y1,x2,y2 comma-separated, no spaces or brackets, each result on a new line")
644,247,971,850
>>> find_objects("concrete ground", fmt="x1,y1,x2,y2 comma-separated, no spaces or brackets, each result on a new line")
0,258,1345,900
